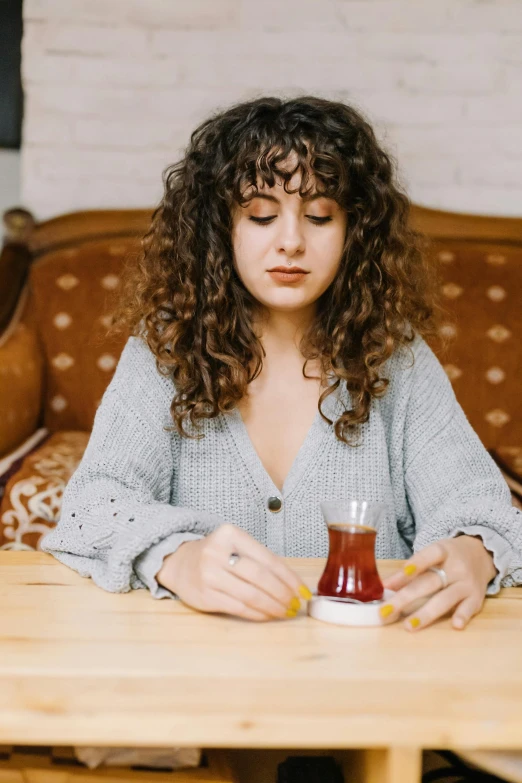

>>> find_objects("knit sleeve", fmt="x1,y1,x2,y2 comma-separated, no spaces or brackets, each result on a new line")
402,336,522,593
40,336,223,594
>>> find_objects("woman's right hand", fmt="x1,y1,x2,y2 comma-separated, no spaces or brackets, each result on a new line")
156,523,311,621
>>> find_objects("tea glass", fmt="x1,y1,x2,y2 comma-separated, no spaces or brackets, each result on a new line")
317,499,387,603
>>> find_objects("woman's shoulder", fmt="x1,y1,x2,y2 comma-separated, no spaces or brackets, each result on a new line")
107,331,177,409
384,332,445,383
378,331,453,415
117,330,158,368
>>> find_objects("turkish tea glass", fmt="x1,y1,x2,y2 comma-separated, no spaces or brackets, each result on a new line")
317,500,387,603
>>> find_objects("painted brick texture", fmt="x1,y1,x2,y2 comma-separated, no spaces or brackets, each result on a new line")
21,0,522,219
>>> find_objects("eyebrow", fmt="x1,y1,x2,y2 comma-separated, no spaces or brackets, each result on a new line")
249,193,326,204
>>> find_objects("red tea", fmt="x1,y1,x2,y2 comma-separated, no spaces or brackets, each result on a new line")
317,523,384,602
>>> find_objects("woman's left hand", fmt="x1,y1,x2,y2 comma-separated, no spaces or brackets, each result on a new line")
380,535,498,632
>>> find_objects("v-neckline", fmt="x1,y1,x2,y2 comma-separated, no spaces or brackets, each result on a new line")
224,377,346,500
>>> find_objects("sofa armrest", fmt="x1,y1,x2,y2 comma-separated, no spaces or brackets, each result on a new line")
0,316,45,459
1,208,35,336
0,208,44,458
0,427,50,496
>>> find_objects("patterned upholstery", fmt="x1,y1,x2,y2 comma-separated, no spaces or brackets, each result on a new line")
0,236,134,548
0,431,89,550
0,230,521,550
29,239,133,431
427,242,522,452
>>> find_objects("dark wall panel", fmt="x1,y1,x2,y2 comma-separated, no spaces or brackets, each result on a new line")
0,0,23,149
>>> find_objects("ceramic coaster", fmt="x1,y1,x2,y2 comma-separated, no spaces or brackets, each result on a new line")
307,589,397,627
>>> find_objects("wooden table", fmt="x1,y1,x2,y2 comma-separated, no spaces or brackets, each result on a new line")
1,552,521,783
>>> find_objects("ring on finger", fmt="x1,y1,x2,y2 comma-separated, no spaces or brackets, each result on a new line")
228,552,241,567
428,565,449,590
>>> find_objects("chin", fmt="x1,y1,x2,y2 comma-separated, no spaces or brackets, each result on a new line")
262,295,313,312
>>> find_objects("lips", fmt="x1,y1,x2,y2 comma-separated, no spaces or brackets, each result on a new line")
268,266,309,274
268,269,308,284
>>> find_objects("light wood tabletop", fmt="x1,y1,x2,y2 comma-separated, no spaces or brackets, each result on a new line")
1,552,521,782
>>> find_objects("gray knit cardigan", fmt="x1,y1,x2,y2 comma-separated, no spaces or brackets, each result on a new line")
41,332,522,598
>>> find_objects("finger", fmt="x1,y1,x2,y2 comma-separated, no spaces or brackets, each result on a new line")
401,583,465,631
382,568,413,591
379,569,451,622
208,566,295,619
204,589,274,622
452,594,484,630
382,542,448,592
226,526,307,597
225,554,298,611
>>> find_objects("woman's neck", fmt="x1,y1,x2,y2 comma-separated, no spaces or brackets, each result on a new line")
254,306,315,356
252,305,322,380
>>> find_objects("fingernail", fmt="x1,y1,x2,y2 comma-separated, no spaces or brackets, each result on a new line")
299,585,313,601
379,604,394,619
286,608,298,618
404,564,417,577
289,597,301,612
453,617,465,629
409,617,421,629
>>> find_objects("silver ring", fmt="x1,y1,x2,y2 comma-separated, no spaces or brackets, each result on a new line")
228,552,240,567
429,566,449,590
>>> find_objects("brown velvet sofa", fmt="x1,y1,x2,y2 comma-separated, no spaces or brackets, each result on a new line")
0,204,521,551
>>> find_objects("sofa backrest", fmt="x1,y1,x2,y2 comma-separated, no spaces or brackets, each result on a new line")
7,206,522,459
10,210,150,434
30,237,135,432
411,208,522,460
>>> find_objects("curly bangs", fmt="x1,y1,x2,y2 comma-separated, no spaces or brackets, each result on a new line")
109,95,446,445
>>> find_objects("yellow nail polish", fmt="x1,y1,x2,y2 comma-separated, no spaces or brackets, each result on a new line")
404,564,417,577
409,617,421,629
379,604,394,619
289,597,301,612
299,585,313,601
286,608,298,618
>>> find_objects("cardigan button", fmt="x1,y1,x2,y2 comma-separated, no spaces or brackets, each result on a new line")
267,496,283,513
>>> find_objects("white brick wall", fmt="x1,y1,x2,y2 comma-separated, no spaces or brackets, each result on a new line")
20,0,522,219
0,151,21,223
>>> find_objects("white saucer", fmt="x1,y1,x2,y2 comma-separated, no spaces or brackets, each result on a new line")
307,589,396,627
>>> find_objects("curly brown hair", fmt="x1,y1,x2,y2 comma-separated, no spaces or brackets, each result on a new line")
108,94,448,446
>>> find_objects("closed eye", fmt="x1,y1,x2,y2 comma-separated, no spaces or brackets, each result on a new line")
248,216,333,226
308,216,333,225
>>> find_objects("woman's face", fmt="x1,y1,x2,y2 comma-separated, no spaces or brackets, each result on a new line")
231,164,347,316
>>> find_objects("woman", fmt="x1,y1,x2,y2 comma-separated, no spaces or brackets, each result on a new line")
41,95,522,632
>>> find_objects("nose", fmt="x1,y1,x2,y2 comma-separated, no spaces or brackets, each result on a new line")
276,214,305,258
